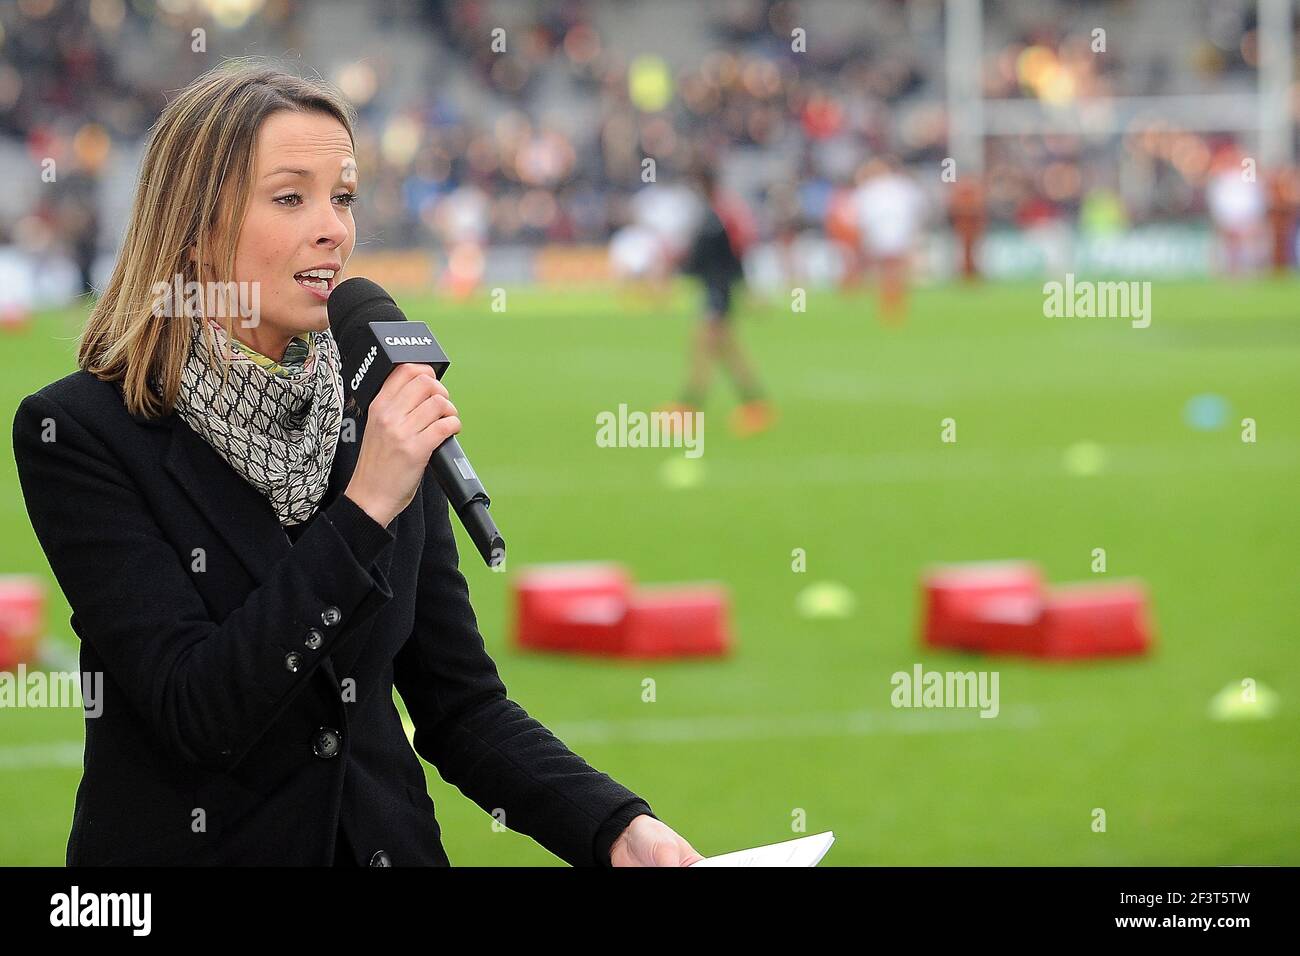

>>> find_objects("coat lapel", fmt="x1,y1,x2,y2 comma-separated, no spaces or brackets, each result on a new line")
162,414,390,584
319,417,399,678
324,417,362,515
163,418,291,584
162,412,394,686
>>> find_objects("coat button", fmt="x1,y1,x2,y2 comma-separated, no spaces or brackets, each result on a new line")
312,727,341,759
304,629,324,650
284,651,303,672
369,850,391,867
322,606,342,627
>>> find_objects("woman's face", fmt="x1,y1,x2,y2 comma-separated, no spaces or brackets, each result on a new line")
228,109,358,355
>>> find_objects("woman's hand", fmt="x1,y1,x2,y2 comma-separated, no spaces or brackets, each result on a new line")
344,364,461,528
609,815,705,867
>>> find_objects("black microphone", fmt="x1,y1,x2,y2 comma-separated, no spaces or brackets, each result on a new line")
328,277,505,568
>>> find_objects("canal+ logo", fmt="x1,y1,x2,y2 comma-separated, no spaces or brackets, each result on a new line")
351,344,378,392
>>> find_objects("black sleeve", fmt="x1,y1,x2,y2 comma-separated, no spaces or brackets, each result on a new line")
329,491,396,569
394,478,653,867
11,391,394,773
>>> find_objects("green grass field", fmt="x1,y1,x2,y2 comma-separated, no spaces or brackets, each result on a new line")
1,278,1297,865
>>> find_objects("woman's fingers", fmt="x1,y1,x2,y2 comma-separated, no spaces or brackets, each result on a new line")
676,840,706,867
408,392,459,437
381,363,448,418
395,369,448,418
345,366,461,527
420,414,462,448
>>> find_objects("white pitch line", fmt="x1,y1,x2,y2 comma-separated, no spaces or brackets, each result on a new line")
547,704,1039,746
490,442,1300,497
0,705,1038,769
0,741,83,770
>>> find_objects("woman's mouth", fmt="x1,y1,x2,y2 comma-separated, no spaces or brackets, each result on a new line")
293,268,336,299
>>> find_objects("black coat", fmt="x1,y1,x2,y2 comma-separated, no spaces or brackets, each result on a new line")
12,370,653,866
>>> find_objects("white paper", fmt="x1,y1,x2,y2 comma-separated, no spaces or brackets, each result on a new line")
688,831,834,867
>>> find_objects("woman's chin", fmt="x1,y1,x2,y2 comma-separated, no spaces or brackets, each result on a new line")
291,307,331,333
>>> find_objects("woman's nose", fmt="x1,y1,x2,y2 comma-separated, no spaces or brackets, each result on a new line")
315,206,350,248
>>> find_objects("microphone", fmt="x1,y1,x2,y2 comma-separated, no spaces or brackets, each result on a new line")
328,277,505,568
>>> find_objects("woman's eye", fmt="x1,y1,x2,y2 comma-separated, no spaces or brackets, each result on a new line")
273,192,357,208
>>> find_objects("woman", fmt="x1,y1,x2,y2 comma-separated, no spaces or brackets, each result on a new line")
11,62,702,867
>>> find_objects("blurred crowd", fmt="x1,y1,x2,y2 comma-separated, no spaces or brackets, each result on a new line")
2,0,1300,287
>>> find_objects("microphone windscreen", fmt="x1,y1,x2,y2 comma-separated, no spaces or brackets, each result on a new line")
328,277,405,365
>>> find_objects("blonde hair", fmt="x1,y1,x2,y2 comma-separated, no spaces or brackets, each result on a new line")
78,60,356,419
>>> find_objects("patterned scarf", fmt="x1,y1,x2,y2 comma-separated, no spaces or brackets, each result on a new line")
169,317,345,526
